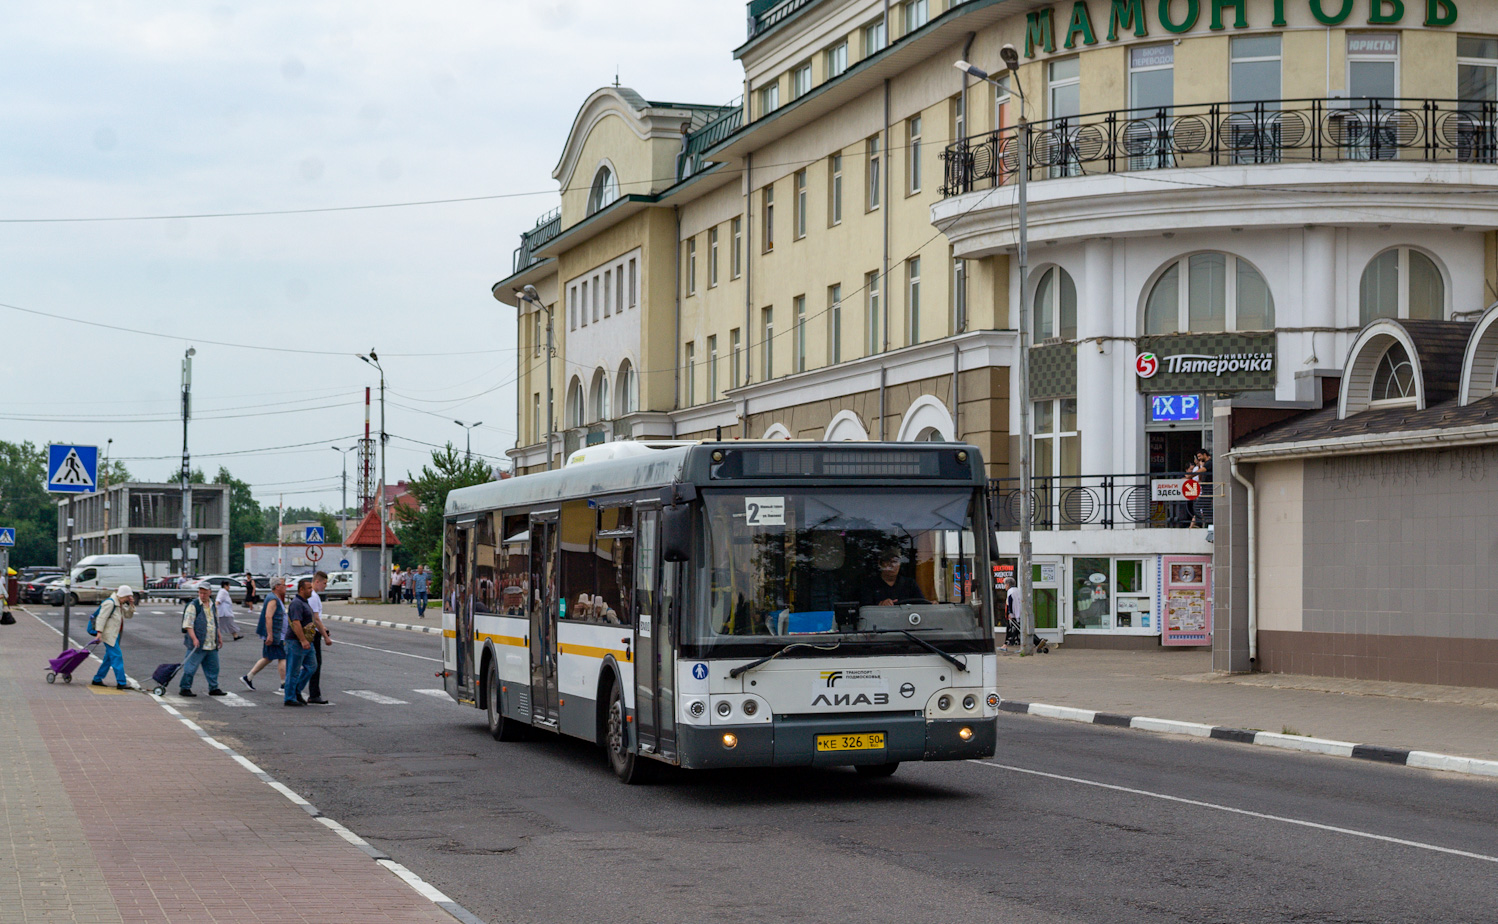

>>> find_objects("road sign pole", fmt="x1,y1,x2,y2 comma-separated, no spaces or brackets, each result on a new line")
61,505,73,653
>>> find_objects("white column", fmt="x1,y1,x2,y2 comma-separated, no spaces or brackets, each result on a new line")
1300,227,1338,399
1077,238,1115,481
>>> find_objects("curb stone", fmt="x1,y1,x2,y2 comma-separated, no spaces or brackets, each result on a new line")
1000,699,1498,781
322,613,442,635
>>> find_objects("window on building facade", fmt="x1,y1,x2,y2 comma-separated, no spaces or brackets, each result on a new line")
829,154,843,225
587,165,619,216
759,82,779,117
1370,341,1417,404
580,280,588,326
628,258,637,308
952,253,968,334
708,227,719,287
795,294,807,372
1230,35,1282,163
707,335,719,401
907,115,922,194
1360,248,1444,324
826,41,848,78
828,284,843,364
1459,36,1498,102
867,271,882,355
615,266,624,313
867,136,881,210
907,257,922,345
686,237,697,295
592,275,601,322
1144,253,1275,334
1347,33,1399,160
533,313,541,356
763,185,775,252
731,328,742,387
1047,57,1081,177
569,285,578,330
685,341,696,406
1033,397,1080,485
792,62,812,99
568,377,584,428
532,393,541,443
1033,265,1077,341
589,368,609,422
604,269,612,316
762,306,774,379
616,360,636,416
864,17,887,57
731,218,743,278
794,170,807,239
950,92,965,145
903,0,928,34
1128,44,1175,170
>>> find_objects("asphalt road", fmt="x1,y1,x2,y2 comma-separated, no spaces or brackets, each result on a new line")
30,603,1498,924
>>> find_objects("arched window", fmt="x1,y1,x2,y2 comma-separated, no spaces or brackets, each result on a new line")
1360,248,1444,324
587,165,619,216
567,377,585,428
589,368,609,422
615,360,636,416
1371,342,1417,403
1033,266,1077,340
1143,253,1274,334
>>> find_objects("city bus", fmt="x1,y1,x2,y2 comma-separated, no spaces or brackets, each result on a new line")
440,440,999,782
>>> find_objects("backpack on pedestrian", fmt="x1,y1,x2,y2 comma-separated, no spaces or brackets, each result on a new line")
86,601,105,636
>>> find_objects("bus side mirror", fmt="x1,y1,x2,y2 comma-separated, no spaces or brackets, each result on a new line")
662,505,691,563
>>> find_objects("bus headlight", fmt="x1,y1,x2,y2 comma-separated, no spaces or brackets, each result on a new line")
958,727,974,741
962,694,977,711
937,694,952,711
716,700,732,718
741,698,758,716
688,700,706,718
722,733,738,749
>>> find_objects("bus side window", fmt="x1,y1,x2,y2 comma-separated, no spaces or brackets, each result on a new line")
636,510,658,625
593,505,634,626
501,514,529,616
559,500,594,622
443,521,459,612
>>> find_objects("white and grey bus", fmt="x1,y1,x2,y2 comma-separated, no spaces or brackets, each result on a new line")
440,441,999,782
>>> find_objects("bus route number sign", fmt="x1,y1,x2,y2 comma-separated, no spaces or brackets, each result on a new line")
745,497,785,526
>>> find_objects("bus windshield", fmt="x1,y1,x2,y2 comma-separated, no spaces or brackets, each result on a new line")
697,488,991,650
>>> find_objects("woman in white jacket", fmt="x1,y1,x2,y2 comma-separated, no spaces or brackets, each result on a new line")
90,585,136,689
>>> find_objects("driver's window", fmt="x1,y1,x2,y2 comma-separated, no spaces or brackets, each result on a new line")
79,568,97,582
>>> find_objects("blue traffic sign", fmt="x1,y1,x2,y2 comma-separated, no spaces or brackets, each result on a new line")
0,527,14,547
47,444,98,494
339,558,350,570
304,526,326,545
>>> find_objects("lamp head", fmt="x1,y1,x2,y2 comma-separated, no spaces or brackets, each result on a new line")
368,349,379,362
999,44,1020,71
954,60,989,81
523,284,540,302
185,346,196,358
453,419,465,427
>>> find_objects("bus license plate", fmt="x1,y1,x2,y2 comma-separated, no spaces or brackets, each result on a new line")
815,732,886,752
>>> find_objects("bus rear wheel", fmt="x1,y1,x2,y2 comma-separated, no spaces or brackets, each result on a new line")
855,762,900,778
485,661,523,742
604,678,650,784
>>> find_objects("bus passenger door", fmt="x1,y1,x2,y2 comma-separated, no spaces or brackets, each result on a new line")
633,509,678,760
454,520,476,701
528,513,559,727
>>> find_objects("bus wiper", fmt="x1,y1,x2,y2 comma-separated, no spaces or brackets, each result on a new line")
898,629,968,672
728,640,842,679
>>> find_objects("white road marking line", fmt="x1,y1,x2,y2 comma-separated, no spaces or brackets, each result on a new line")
412,689,451,699
377,860,453,903
344,690,409,705
331,638,441,662
210,690,256,708
971,760,1498,865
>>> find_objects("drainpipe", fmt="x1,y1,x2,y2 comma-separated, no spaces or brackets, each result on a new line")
882,77,891,355
674,204,682,413
744,151,753,389
952,342,961,439
878,366,887,440
1230,457,1257,665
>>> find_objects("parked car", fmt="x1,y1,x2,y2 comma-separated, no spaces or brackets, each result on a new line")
182,575,258,604
41,577,71,606
45,555,147,607
321,571,354,600
22,573,65,603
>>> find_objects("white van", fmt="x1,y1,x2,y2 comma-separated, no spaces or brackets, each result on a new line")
65,554,147,605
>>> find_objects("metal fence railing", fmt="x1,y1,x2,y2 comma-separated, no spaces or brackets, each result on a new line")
988,473,1215,531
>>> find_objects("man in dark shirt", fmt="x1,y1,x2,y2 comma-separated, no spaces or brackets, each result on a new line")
284,578,318,707
859,548,926,606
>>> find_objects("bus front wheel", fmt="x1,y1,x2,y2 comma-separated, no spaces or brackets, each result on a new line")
604,678,650,784
486,661,523,742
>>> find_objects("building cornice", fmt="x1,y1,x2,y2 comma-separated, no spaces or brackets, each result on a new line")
1229,422,1498,462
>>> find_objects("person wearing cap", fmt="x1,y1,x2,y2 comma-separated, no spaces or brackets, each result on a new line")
90,585,137,689
180,583,227,697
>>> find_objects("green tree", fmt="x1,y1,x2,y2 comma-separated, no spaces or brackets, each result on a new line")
394,444,493,573
0,441,57,568
212,467,262,573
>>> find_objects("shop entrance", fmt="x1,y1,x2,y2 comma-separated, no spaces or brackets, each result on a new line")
1148,430,1205,475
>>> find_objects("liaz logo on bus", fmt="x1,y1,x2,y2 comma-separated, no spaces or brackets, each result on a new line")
1136,352,1159,378
812,691,891,707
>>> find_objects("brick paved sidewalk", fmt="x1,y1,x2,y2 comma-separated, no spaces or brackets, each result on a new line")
996,647,1498,763
0,614,452,924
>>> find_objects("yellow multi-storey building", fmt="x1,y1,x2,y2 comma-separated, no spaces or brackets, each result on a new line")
494,0,1498,651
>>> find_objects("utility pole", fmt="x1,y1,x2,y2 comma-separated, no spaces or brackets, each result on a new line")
61,500,74,647
101,437,113,549
454,420,483,460
360,352,387,602
331,446,354,558
180,347,196,579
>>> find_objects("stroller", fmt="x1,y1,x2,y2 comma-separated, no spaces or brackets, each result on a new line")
1004,614,1050,653
46,640,99,684
149,662,183,697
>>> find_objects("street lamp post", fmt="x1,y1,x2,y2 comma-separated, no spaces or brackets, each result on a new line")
515,285,554,470
453,420,483,460
359,351,387,603
957,47,1036,655
331,446,355,558
180,347,196,578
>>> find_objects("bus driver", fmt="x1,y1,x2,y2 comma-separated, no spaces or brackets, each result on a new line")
860,547,926,607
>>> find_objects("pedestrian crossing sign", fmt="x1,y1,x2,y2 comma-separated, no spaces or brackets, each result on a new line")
0,528,14,547
46,444,98,494
304,526,326,545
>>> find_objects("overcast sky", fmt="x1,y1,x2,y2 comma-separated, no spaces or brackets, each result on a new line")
0,0,744,513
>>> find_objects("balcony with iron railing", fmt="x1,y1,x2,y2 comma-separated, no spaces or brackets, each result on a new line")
680,102,743,179
989,473,1215,532
942,97,1498,198
512,207,562,275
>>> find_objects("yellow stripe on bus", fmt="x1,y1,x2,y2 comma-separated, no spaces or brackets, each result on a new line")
474,632,527,648
559,642,631,662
